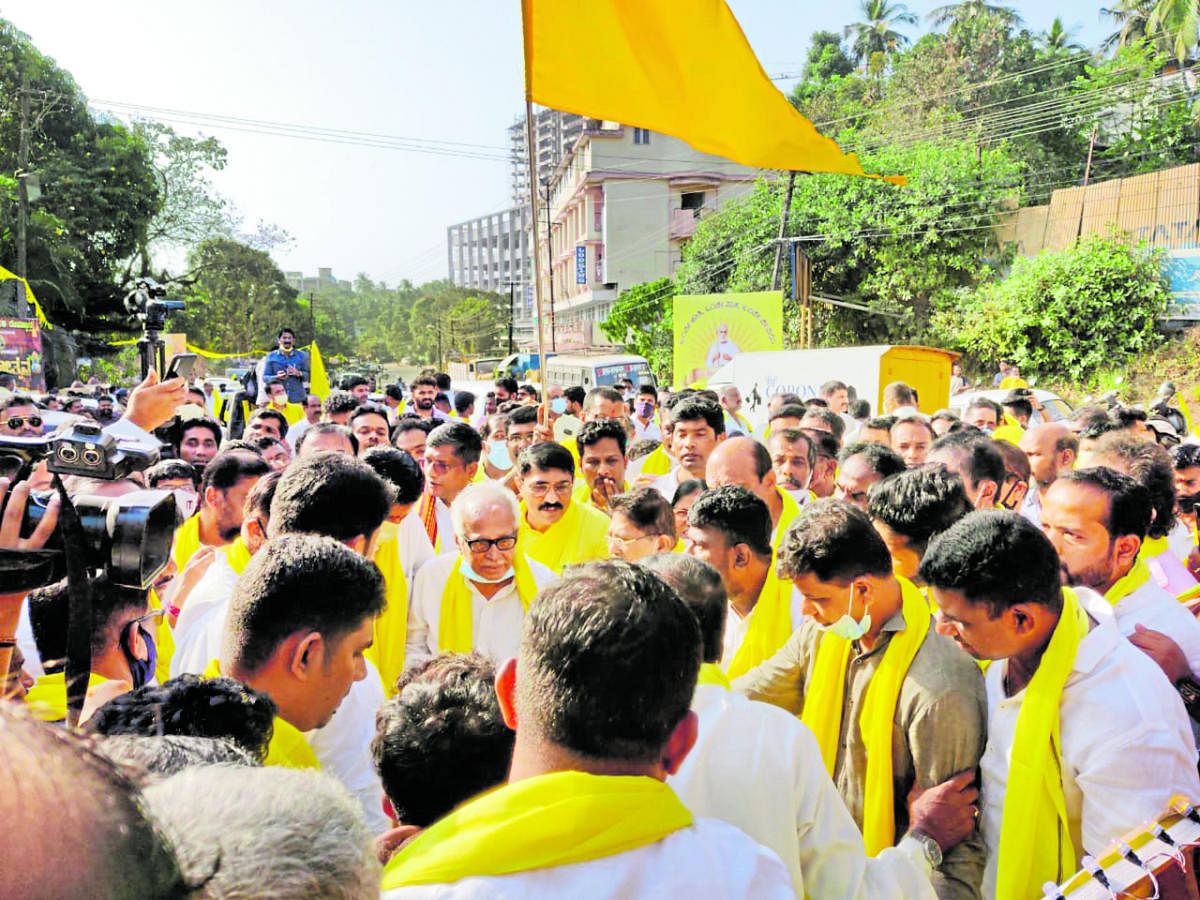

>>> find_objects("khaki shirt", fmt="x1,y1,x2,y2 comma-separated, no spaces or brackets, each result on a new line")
733,611,988,900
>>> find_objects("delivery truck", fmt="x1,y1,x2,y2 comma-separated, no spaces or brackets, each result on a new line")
706,345,959,433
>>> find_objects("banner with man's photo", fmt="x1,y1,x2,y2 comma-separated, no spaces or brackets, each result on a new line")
0,317,46,391
672,291,782,387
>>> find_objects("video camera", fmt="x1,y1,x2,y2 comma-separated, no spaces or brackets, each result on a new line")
124,277,186,333
0,422,178,592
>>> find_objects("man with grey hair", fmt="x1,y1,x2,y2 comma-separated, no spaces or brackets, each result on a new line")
405,481,558,669
144,765,380,899
643,553,959,898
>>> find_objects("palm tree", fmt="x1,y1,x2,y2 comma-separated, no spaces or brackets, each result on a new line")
1043,17,1085,50
1146,0,1200,60
843,0,919,65
1101,0,1152,52
927,0,1024,29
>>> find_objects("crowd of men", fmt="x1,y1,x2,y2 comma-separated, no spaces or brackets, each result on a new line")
2,347,1200,899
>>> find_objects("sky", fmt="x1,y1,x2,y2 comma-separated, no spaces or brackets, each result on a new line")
1,0,1112,288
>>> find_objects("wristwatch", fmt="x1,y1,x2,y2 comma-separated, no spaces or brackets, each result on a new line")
909,829,943,869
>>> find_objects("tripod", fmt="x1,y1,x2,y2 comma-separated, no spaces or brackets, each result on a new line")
136,328,167,382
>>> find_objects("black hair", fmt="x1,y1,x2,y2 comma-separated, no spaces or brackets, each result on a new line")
520,383,540,402
890,415,936,440
637,383,657,398
246,408,287,437
610,486,675,539
454,391,476,416
642,553,727,664
385,385,404,402
277,327,294,339
1059,467,1153,542
883,382,918,407
268,451,391,541
687,484,772,559
392,415,436,439
801,406,845,442
199,451,271,507
928,430,1006,488
671,396,724,435
920,510,1062,617
838,440,907,477
576,418,628,458
505,404,539,430
251,435,286,454
994,439,1031,482
87,674,276,763
1080,419,1121,442
343,375,369,390
348,403,390,428
769,427,816,468
517,441,575,478
770,402,808,423
1111,407,1149,428
146,459,197,489
1173,443,1200,471
361,446,425,506
295,422,358,455
803,428,841,460
863,415,898,432
518,560,701,762
628,438,661,461
848,398,871,419
216,439,261,455
371,653,513,828
672,479,707,506
564,386,585,406
224,534,386,675
868,467,971,553
435,372,452,391
28,574,147,673
583,386,624,414
819,380,848,398
322,390,360,417
175,418,222,451
1001,397,1033,421
1069,405,1111,430
426,421,483,467
243,469,281,518
964,397,1002,424
777,498,893,582
495,377,519,396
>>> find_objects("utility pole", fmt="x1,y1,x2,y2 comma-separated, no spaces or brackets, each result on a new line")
16,73,30,280
541,181,556,351
502,279,519,353
1082,126,1098,187
770,171,797,292
308,290,316,345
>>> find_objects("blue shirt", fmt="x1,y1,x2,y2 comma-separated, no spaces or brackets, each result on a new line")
263,348,309,403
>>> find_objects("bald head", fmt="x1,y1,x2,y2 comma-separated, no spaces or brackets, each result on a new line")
1019,422,1077,493
705,436,777,515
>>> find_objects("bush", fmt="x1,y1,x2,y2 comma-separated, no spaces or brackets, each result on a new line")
932,234,1169,382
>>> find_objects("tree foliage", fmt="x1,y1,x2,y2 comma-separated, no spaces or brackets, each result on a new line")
598,278,675,381
931,234,1169,380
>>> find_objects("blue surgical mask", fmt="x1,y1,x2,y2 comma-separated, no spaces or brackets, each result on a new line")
487,439,512,471
550,397,567,415
120,624,158,689
458,556,515,584
823,584,872,642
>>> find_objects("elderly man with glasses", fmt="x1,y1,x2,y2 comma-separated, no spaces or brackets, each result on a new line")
405,481,558,671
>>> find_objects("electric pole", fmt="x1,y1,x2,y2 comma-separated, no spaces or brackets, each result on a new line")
502,279,519,353
16,73,30,279
309,290,316,345
770,171,797,292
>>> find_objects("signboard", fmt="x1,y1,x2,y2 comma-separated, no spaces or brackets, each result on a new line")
1164,249,1200,321
575,245,587,285
672,291,783,386
0,317,46,391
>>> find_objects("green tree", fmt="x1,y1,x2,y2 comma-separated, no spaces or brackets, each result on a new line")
1042,17,1084,51
802,31,856,82
844,0,919,66
926,0,1023,29
931,234,1168,380
1146,0,1200,60
599,278,676,381
1102,0,1154,52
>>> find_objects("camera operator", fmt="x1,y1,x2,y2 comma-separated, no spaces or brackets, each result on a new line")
0,478,59,696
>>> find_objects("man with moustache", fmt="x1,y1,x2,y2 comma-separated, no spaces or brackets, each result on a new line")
516,442,610,573
408,375,439,421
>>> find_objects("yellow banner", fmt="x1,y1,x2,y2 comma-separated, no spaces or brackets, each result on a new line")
673,291,782,387
0,265,52,329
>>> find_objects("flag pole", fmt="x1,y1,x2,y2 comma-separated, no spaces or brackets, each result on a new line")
524,98,550,420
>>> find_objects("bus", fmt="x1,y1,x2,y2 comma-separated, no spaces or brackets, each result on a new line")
544,354,657,391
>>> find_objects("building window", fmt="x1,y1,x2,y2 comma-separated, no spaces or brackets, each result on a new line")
633,127,651,145
681,191,706,216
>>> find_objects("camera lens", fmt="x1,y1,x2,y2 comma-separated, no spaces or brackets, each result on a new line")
82,448,103,466
58,445,79,463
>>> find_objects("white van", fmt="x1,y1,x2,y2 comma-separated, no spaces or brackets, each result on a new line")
544,354,657,390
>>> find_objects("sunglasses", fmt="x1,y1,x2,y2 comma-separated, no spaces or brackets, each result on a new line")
2,416,42,430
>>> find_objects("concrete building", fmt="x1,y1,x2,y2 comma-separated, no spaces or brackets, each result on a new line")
284,267,348,294
446,206,535,344
509,108,587,207
538,123,759,350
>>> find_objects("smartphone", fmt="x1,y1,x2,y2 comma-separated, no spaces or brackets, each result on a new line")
164,352,197,381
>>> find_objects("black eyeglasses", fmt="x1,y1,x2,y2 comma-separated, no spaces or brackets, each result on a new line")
464,534,518,553
2,416,42,430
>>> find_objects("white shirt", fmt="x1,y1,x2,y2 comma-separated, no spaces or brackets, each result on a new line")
719,587,806,671
398,497,453,556
405,552,559,671
650,468,683,502
1104,578,1200,675
633,417,662,442
1168,518,1195,565
395,509,437,586
170,552,242,678
381,816,792,900
670,683,934,898
979,594,1200,899
285,417,314,450
1020,489,1042,528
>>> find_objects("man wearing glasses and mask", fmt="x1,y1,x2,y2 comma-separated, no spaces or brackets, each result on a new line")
405,481,558,670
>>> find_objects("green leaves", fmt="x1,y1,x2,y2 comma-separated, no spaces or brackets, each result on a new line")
598,278,675,381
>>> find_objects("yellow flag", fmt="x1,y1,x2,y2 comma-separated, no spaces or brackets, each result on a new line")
521,0,904,184
0,265,53,329
308,342,330,399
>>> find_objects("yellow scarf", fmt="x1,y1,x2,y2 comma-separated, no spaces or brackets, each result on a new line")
1137,535,1170,563
800,577,930,856
224,535,253,574
995,588,1087,899
1105,559,1150,606
727,409,754,435
148,588,175,685
24,671,110,722
725,556,795,679
635,444,673,481
438,554,540,654
381,771,692,889
697,662,731,689
170,513,202,571
366,521,410,697
517,501,610,573
772,486,801,553
202,659,320,769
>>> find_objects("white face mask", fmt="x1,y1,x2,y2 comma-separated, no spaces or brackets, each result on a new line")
458,556,514,584
823,582,872,641
487,439,512,471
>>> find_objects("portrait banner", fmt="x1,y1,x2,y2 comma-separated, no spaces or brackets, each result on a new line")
672,291,783,387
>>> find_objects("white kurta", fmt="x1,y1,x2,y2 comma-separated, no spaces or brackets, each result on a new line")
170,553,241,678
1168,518,1196,566
381,817,792,899
633,418,663,442
979,594,1200,899
1101,578,1200,676
718,590,806,672
395,508,437,585
670,683,935,898
398,497,453,556
650,468,682,502
404,552,559,671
